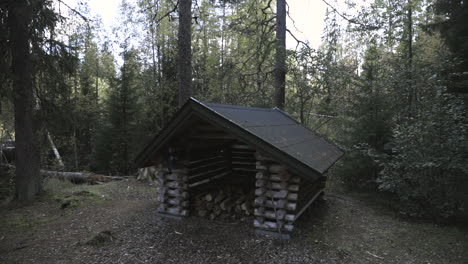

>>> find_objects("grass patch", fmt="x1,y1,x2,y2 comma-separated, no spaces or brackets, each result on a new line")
3,214,61,230
42,178,108,209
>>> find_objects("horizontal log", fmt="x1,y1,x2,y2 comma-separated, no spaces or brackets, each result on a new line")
188,171,230,188
166,189,189,199
255,188,288,199
166,206,185,215
231,153,256,163
231,167,257,173
188,155,224,167
255,172,301,183
231,150,255,157
253,219,294,232
231,144,255,150
163,173,188,181
231,161,256,167
254,209,286,220
189,160,227,176
255,162,284,173
254,152,277,162
254,210,295,222
287,193,298,201
255,180,288,190
254,198,296,211
188,167,229,183
41,169,124,184
167,198,189,207
160,168,189,174
165,181,188,189
254,207,265,215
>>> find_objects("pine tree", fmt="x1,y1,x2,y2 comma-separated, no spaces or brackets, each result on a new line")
95,47,141,174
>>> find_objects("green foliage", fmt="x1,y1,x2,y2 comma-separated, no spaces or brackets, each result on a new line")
376,92,468,219
94,48,142,175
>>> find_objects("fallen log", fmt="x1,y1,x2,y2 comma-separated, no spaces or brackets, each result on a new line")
41,170,125,184
1,164,117,184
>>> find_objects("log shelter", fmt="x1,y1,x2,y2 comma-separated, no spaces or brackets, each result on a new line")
135,98,344,239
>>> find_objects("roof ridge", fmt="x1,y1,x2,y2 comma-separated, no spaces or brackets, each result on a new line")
196,98,275,112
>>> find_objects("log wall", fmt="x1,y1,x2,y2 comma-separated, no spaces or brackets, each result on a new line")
187,147,231,188
253,152,325,239
253,153,299,238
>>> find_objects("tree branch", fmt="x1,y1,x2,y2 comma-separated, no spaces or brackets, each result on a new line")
321,0,380,30
56,0,88,22
154,0,179,24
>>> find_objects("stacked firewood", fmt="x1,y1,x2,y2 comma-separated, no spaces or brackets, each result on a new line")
192,187,254,221
137,166,160,182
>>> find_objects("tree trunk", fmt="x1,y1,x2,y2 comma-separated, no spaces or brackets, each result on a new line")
9,0,42,201
178,0,192,107
407,0,414,117
274,0,286,109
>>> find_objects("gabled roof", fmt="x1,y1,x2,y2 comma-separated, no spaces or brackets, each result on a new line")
135,98,344,182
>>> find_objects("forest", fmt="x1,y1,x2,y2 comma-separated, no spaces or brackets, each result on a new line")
1,0,467,228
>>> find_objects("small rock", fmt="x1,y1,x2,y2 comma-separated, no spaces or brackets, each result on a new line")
85,230,115,246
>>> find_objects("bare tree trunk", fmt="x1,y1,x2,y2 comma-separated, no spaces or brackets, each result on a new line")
407,0,414,117
46,130,64,169
274,0,286,109
177,0,192,107
9,0,41,201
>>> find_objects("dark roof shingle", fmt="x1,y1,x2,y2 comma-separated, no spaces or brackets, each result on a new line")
200,101,343,174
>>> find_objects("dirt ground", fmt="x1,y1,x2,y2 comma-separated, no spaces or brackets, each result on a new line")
0,178,467,264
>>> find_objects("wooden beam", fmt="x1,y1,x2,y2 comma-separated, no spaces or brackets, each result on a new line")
293,189,324,222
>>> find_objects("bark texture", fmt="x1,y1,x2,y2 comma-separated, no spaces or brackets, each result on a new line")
8,0,42,201
178,0,192,107
274,0,286,109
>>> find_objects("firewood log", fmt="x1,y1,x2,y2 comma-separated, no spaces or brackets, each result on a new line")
214,191,225,204
198,209,208,217
220,198,236,211
204,193,213,202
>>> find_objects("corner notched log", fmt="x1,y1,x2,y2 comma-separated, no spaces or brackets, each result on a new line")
253,151,325,239
253,153,300,239
157,167,190,218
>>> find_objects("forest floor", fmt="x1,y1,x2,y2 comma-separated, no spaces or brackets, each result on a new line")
0,178,467,264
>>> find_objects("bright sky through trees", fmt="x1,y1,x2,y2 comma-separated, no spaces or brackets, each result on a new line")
63,0,333,49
